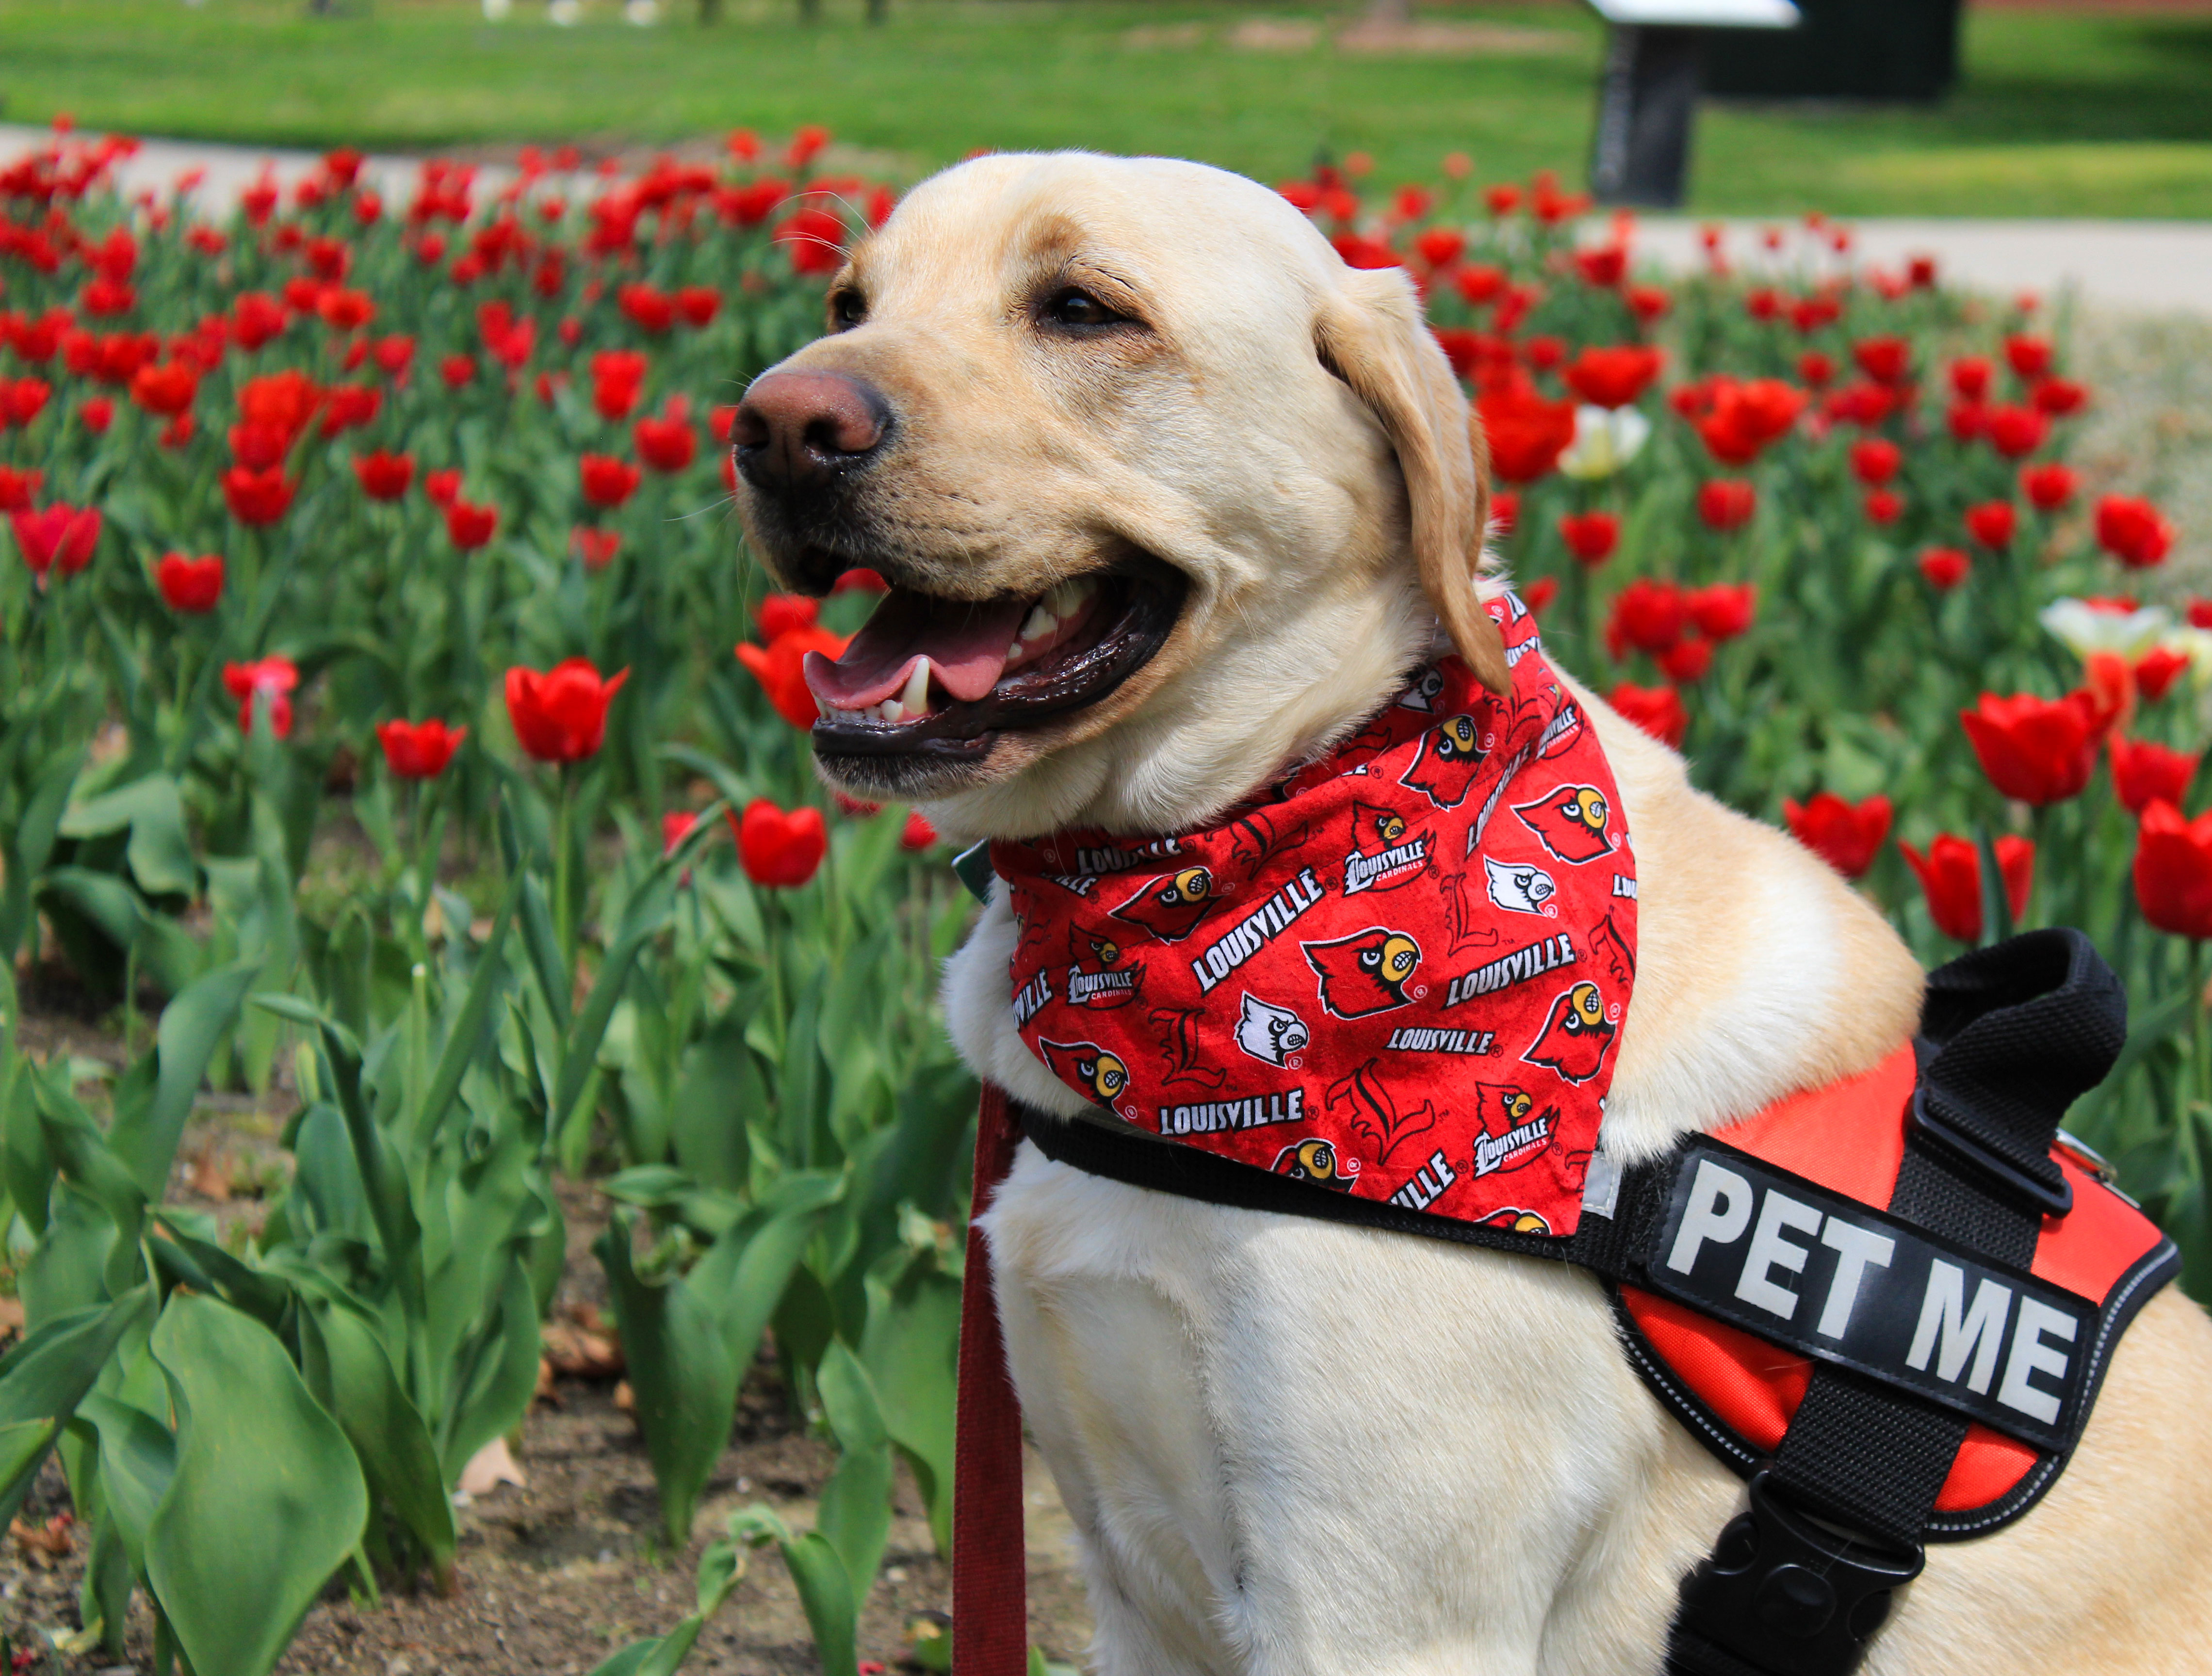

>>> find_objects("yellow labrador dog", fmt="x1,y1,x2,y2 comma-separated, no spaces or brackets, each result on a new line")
730,153,2212,1674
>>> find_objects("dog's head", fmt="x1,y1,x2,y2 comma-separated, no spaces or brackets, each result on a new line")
730,152,1507,837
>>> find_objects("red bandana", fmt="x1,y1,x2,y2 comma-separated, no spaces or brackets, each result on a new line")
992,592,1638,1240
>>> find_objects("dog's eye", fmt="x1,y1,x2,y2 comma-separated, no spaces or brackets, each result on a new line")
1041,287,1125,329
830,290,866,330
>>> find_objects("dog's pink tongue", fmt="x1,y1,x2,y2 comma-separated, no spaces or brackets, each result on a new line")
802,589,1029,709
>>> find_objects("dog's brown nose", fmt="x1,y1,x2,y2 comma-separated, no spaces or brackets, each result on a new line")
732,370,891,496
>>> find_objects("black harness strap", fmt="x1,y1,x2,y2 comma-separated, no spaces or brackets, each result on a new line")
1664,930,2126,1676
1009,931,2139,1676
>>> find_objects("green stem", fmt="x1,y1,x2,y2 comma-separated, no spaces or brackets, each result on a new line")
554,763,576,973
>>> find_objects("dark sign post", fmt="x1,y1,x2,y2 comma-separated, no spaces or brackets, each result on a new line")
1585,0,1799,209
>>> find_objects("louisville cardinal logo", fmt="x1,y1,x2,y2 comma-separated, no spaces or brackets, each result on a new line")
1109,866,1218,943
1343,802,1431,895
1480,1207,1551,1236
1273,1137,1358,1191
1472,1085,1555,1177
1536,701,1585,760
1235,993,1310,1066
1070,925,1125,967
1485,854,1557,916
1399,714,1488,809
1304,927,1422,1018
1040,1039,1132,1106
1522,982,1618,1085
1397,665,1447,713
1513,784,1615,865
1326,1059,1438,1162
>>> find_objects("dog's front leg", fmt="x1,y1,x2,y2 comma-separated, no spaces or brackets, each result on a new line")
986,1149,1692,1676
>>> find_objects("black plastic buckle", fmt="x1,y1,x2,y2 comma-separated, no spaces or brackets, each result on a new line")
1909,1087,2073,1219
1670,1469,1925,1676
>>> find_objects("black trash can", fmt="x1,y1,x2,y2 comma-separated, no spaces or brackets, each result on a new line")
1702,0,1961,101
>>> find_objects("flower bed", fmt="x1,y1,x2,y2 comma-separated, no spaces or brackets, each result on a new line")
0,128,2193,1674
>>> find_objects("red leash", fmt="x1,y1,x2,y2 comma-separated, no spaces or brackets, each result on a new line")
952,1084,1029,1676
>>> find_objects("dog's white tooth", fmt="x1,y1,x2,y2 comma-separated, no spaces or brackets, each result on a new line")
901,658,931,716
1020,603,1055,642
816,695,831,719
1006,638,1023,660
878,699,903,723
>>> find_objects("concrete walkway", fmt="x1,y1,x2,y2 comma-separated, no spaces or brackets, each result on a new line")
5,123,2208,316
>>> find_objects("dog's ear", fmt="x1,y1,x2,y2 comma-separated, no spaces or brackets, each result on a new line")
1315,269,1510,696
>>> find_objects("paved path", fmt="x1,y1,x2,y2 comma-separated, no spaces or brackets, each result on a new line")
5,123,2208,316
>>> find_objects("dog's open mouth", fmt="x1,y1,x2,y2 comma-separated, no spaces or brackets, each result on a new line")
803,562,1186,767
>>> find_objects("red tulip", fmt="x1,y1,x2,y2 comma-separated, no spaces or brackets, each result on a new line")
1847,438,1899,486
353,450,415,501
734,798,828,887
2077,651,2134,740
2019,463,2076,511
1626,284,1671,324
1558,511,1619,567
571,528,622,571
1608,579,1687,655
634,415,697,474
81,396,113,434
223,466,295,527
0,466,41,513
1561,345,1661,409
618,282,678,333
2109,736,2198,817
675,285,721,328
2003,335,2053,381
1657,638,1712,683
1414,228,1464,269
223,655,299,739
2135,645,2189,702
1797,350,1834,388
1960,690,2098,805
1687,582,1756,642
1692,379,1805,465
445,500,498,550
1521,576,1559,616
580,454,641,509
2135,801,2212,940
155,552,224,613
1488,493,1518,539
424,468,462,509
2095,496,2174,568
833,567,889,595
661,809,700,855
1783,792,1892,880
1864,489,1903,526
11,503,101,578
2032,377,2087,417
1475,384,1578,484
1964,501,2017,551
1852,336,1911,387
591,350,649,420
1609,681,1688,749
1902,833,2032,943
901,810,939,851
1984,404,2049,460
1919,546,1969,589
736,625,849,730
1949,357,1992,402
504,659,629,763
756,594,819,639
129,360,198,417
1697,479,1756,532
375,717,466,779
440,354,476,389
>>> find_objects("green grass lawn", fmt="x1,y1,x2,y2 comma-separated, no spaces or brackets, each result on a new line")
1,0,2209,215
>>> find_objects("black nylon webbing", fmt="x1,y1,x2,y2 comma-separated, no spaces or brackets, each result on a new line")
1763,931,2119,1552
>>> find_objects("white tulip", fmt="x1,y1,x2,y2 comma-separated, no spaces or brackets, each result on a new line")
1558,404,1651,481
2038,597,2171,660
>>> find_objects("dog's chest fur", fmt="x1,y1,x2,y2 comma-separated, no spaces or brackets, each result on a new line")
945,892,1728,1675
